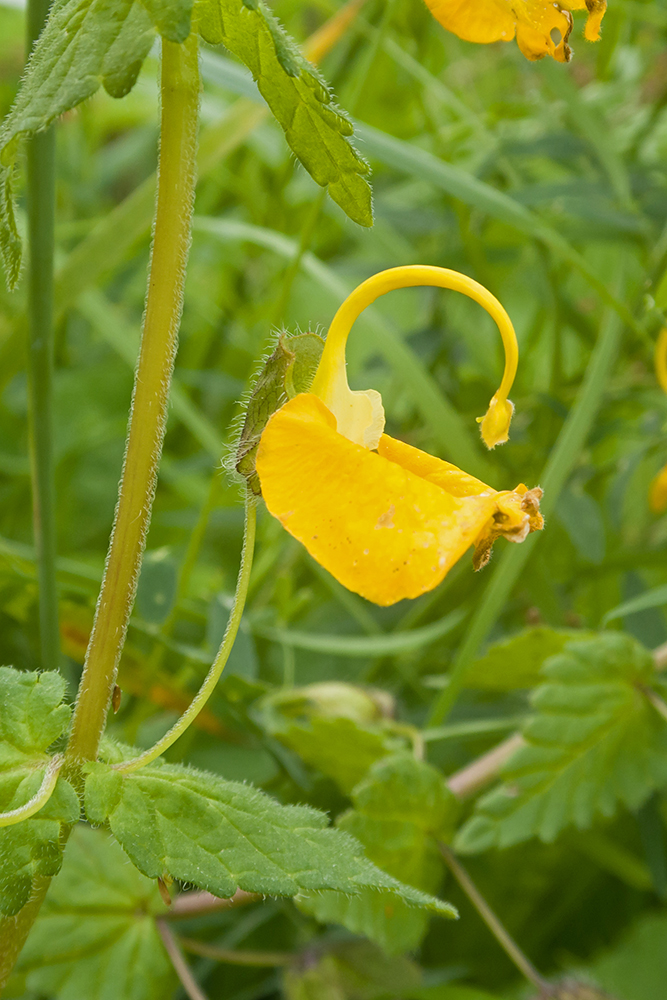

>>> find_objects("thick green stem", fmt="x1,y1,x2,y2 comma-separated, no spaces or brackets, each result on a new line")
66,35,200,764
428,302,624,726
26,0,59,675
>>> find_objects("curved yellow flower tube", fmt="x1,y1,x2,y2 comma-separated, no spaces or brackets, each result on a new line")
650,327,667,514
310,265,518,451
255,266,543,606
423,0,606,63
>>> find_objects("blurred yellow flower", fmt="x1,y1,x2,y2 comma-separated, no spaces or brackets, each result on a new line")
650,327,667,514
423,0,607,63
255,266,544,606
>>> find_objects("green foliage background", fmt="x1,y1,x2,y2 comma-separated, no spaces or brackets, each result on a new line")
2,0,667,997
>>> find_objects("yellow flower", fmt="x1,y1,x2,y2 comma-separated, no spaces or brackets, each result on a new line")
650,327,667,514
255,266,543,606
423,0,607,63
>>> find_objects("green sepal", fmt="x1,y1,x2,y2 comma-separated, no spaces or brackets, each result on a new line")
235,332,324,495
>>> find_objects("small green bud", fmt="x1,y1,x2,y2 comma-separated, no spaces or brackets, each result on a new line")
235,332,324,495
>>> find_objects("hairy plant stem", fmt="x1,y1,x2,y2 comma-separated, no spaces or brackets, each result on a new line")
439,844,555,997
0,34,201,985
115,498,256,773
66,35,200,765
26,0,59,676
429,299,624,726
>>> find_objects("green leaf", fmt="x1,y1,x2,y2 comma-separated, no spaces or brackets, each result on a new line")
273,716,400,795
298,754,459,954
455,634,667,853
197,0,372,226
464,628,592,692
283,941,421,1000
0,668,80,915
84,745,455,918
142,0,192,41
13,825,173,1000
235,333,324,495
0,0,197,286
587,912,667,1000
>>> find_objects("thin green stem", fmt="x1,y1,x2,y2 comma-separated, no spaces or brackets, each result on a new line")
115,499,256,774
179,937,293,966
65,35,201,765
0,755,62,828
439,843,555,997
428,299,624,726
26,0,60,676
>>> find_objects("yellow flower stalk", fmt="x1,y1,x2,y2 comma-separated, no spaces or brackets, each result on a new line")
423,0,607,63
255,266,544,606
650,327,667,514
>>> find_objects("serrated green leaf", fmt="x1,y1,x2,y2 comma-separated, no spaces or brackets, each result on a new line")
283,941,421,1000
12,825,173,1000
83,747,455,919
197,0,372,226
236,333,324,495
455,634,667,853
0,0,193,286
0,668,80,915
298,754,459,954
465,628,592,692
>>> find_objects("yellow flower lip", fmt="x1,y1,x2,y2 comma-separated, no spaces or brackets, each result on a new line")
255,394,544,606
422,0,607,63
309,264,519,452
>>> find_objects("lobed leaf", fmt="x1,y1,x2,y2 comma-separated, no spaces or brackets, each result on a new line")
455,634,667,853
298,753,459,954
197,0,373,226
12,825,173,1000
0,668,80,915
464,627,592,692
84,744,455,918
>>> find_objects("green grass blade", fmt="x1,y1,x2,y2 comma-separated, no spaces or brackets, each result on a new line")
254,607,465,657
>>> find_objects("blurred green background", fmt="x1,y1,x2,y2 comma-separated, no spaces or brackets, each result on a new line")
3,0,667,997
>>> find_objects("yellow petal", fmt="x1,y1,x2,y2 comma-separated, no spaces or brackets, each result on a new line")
377,434,492,497
650,465,667,515
379,434,544,568
422,0,516,43
256,394,501,606
424,0,605,62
